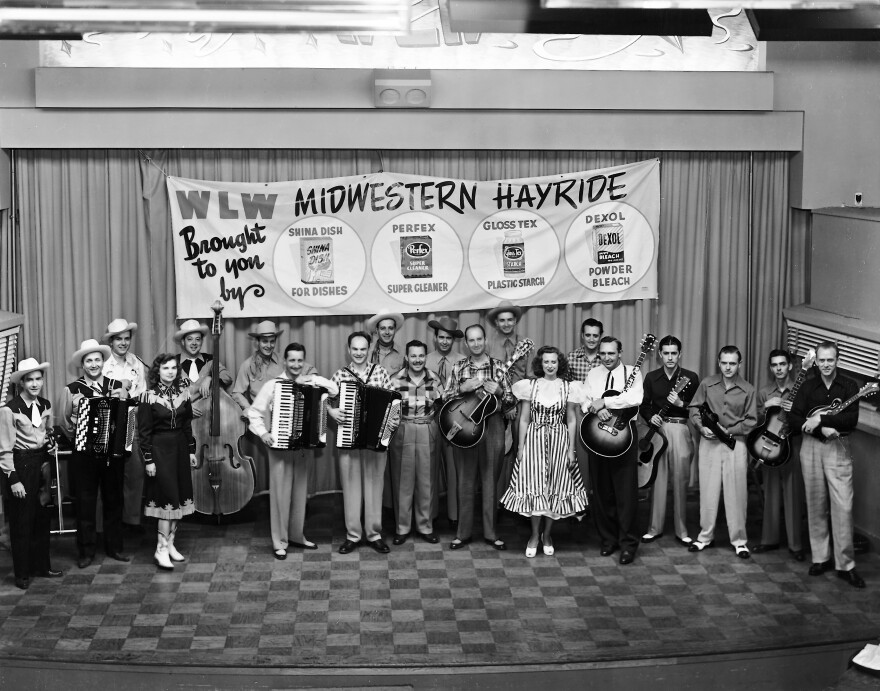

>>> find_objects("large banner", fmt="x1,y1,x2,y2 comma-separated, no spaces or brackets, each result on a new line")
168,159,659,318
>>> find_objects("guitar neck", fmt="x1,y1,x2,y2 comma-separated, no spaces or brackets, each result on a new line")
778,368,809,424
827,390,870,415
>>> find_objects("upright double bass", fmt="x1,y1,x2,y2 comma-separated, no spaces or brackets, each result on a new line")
191,301,256,517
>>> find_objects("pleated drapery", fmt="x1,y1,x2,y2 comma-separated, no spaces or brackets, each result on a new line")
7,148,805,495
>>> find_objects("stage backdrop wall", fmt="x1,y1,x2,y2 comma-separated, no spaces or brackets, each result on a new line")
8,149,805,495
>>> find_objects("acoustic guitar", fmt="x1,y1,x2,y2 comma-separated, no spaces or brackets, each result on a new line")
636,375,691,489
806,382,878,441
579,334,656,458
438,339,533,449
747,349,815,467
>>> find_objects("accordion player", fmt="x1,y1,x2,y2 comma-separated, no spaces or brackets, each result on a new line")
74,396,138,458
335,382,402,452
268,380,329,449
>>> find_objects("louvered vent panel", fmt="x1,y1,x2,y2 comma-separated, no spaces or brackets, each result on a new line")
0,327,20,405
786,320,880,377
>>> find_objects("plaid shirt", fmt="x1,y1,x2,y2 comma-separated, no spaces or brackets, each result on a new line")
567,346,600,382
391,368,444,419
449,356,516,414
329,363,393,406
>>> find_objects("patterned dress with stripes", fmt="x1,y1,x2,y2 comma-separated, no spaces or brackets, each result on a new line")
501,378,588,519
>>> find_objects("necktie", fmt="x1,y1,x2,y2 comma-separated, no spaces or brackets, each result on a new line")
504,338,514,363
31,403,42,427
188,359,200,382
438,356,448,386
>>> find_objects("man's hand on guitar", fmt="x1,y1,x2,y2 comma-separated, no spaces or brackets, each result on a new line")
482,380,500,396
803,414,823,434
650,413,664,427
666,391,683,407
700,426,717,440
820,426,840,440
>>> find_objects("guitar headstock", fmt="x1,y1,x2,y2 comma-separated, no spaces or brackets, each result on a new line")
640,334,657,355
512,338,534,363
673,376,691,394
801,348,816,370
859,382,879,398
211,300,224,337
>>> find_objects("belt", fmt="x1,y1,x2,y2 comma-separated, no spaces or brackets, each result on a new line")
13,446,49,459
666,417,688,424
402,417,434,425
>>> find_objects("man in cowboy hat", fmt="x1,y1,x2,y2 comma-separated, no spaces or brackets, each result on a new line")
366,309,405,375
1,357,62,589
61,339,131,568
101,318,148,533
175,318,232,400
426,315,465,529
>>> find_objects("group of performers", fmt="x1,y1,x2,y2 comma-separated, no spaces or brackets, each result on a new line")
0,303,868,592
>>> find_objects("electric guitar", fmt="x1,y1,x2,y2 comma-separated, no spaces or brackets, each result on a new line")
637,375,691,489
698,402,736,450
438,339,534,449
747,349,815,467
806,382,878,441
579,334,656,458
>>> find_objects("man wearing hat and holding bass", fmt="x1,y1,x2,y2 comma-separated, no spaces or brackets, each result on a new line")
61,339,131,568
1,358,62,589
101,318,149,534
426,316,465,529
175,319,233,400
366,309,405,376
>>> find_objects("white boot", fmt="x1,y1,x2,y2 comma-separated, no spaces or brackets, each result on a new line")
167,525,185,563
154,531,174,571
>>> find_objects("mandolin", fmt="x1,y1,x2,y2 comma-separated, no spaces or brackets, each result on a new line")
579,334,656,458
806,382,878,441
190,301,256,517
747,349,815,467
438,339,533,449
637,375,691,489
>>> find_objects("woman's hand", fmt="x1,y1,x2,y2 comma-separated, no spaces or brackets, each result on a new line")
145,462,157,477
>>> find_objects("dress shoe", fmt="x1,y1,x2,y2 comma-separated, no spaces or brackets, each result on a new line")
484,538,507,551
369,538,391,554
77,555,94,569
676,536,694,546
450,537,472,550
600,545,619,557
392,533,409,546
688,540,714,552
543,544,555,556
735,545,751,559
338,539,361,554
273,549,287,560
809,559,833,576
789,549,806,562
107,551,131,563
14,577,29,590
837,569,866,589
525,544,538,558
641,533,663,544
32,569,63,578
418,532,439,544
290,540,318,550
619,551,635,565
751,543,780,554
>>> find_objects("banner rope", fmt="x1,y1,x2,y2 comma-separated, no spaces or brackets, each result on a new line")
139,149,170,178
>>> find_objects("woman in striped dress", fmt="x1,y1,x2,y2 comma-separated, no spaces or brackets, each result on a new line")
501,346,587,557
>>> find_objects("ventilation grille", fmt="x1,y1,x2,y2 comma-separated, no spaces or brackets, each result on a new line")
786,319,880,377
0,327,21,405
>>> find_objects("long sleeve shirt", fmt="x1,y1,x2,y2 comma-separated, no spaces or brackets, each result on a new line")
566,346,600,383
448,355,516,415
178,353,233,388
137,384,196,465
639,367,700,422
0,395,52,484
574,362,644,413
789,373,860,436
688,373,757,438
486,331,528,384
390,367,445,420
102,352,148,397
369,344,404,375
231,352,284,409
756,378,795,418
329,363,394,408
246,371,338,438
425,349,465,390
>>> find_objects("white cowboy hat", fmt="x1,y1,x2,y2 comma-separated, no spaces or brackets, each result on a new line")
366,309,405,334
10,357,50,385
174,319,209,343
101,318,138,343
486,300,523,322
68,339,112,374
247,320,283,339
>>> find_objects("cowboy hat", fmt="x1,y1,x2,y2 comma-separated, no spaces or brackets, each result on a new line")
366,309,405,334
428,316,463,339
486,300,523,322
247,320,283,339
174,319,209,343
102,318,138,343
10,357,50,385
68,339,112,374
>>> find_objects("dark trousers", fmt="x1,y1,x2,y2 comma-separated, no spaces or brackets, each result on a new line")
4,449,51,580
588,443,640,554
70,451,125,558
453,414,504,541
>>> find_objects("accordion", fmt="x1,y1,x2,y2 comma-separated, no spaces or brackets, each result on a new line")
336,382,402,452
74,396,137,457
269,380,328,450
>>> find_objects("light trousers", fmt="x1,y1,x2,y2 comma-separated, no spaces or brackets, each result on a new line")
338,448,387,543
696,438,748,547
646,422,694,540
267,447,309,550
389,419,437,536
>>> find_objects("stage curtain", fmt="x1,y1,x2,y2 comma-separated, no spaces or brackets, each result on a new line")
13,149,799,496
0,209,14,313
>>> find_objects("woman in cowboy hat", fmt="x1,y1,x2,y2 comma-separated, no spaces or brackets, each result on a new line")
60,339,131,569
0,358,62,589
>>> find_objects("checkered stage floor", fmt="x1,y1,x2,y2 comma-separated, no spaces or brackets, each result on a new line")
1,489,879,669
